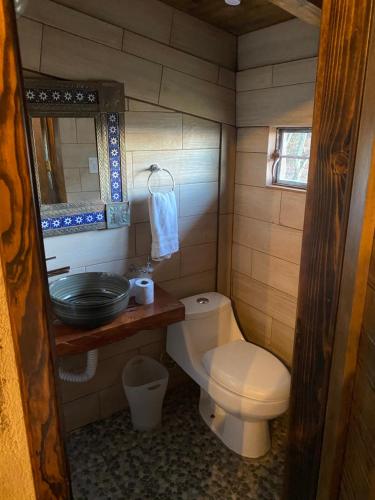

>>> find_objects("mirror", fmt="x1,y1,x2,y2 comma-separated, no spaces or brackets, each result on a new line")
31,117,100,205
24,79,130,237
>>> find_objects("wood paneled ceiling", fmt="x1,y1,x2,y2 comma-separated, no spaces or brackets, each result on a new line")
160,0,322,35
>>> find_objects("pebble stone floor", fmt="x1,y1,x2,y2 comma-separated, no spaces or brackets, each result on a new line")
67,382,287,500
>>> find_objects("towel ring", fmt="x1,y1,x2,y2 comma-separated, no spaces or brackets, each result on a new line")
147,164,175,194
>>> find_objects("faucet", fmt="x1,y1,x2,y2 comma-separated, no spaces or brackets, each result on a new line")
46,256,71,278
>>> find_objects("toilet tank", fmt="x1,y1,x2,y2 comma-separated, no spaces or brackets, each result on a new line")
167,293,242,369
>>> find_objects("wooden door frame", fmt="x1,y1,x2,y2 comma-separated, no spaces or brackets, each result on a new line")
2,0,375,498
283,0,375,498
0,0,70,497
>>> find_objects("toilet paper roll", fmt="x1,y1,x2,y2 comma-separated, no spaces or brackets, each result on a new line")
135,278,154,305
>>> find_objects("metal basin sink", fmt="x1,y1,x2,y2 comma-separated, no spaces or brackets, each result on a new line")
49,272,131,328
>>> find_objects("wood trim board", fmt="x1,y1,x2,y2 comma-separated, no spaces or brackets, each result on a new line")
0,0,70,497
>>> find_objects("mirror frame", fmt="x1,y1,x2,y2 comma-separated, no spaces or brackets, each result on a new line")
24,79,129,237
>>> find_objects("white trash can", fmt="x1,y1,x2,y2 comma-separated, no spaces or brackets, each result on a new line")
122,355,169,431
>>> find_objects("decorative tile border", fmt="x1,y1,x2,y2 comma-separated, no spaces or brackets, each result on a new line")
41,210,105,231
25,87,98,105
107,113,123,202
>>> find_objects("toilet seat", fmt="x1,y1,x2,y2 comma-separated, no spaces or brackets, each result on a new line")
202,340,290,403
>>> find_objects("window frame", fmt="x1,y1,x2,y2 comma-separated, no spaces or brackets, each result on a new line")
272,127,312,190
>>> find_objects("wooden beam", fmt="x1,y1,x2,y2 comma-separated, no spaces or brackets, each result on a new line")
269,0,321,26
283,0,375,498
0,0,70,497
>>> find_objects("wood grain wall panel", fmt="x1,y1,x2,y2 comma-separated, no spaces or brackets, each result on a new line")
235,152,268,187
270,318,295,365
234,185,281,223
160,270,216,300
54,0,174,44
236,66,273,92
238,18,320,70
179,214,218,248
232,243,252,277
123,30,219,84
219,124,236,214
132,149,219,187
280,191,307,230
237,82,315,127
233,215,303,264
125,112,182,151
180,242,217,277
170,11,236,69
159,68,236,125
251,250,300,297
41,27,162,104
236,127,270,153
273,57,318,86
128,100,175,113
182,115,221,149
233,298,272,346
24,0,123,49
218,67,236,90
179,182,219,217
16,17,42,71
232,272,297,328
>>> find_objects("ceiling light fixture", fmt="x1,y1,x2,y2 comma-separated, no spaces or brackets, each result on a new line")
225,0,241,5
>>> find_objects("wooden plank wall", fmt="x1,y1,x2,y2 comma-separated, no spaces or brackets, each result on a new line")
284,0,375,498
339,237,375,498
0,0,69,496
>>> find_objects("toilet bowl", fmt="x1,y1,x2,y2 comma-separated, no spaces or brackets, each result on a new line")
166,292,291,458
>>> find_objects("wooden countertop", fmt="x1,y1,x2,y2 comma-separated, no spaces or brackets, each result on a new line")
53,285,185,356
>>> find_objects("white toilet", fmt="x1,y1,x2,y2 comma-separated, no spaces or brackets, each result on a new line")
167,292,291,458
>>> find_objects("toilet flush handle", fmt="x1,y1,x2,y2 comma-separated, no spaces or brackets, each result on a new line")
197,297,209,304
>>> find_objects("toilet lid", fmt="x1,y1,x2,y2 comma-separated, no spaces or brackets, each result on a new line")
202,340,291,402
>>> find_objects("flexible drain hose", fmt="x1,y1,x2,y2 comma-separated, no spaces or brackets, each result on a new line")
59,349,98,383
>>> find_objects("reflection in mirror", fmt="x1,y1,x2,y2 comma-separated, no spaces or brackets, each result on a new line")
31,117,100,205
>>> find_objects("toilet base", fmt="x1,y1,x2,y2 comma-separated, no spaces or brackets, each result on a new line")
199,389,271,458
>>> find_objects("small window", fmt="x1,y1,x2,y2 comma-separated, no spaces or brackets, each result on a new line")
272,128,312,189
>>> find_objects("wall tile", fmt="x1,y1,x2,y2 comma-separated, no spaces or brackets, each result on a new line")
61,144,97,168
233,215,303,264
280,191,307,230
235,152,268,187
24,0,123,49
251,250,300,297
55,0,173,44
99,329,165,360
270,319,295,366
43,226,136,269
159,68,236,125
234,185,281,224
180,242,217,277
236,66,273,92
238,19,320,70
99,383,128,420
237,83,315,127
179,214,218,248
160,270,216,299
125,112,183,151
182,115,221,150
217,213,233,296
273,57,318,86
41,27,162,104
58,117,76,143
152,253,181,282
132,150,219,187
218,67,236,90
135,222,151,256
179,182,218,217
220,124,236,214
170,11,236,69
128,100,175,113
123,30,218,83
232,272,297,328
76,117,96,143
63,393,100,432
237,127,269,153
232,243,252,277
64,169,81,193
17,17,42,71
233,298,272,346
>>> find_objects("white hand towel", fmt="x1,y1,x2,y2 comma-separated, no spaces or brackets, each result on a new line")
148,191,179,261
